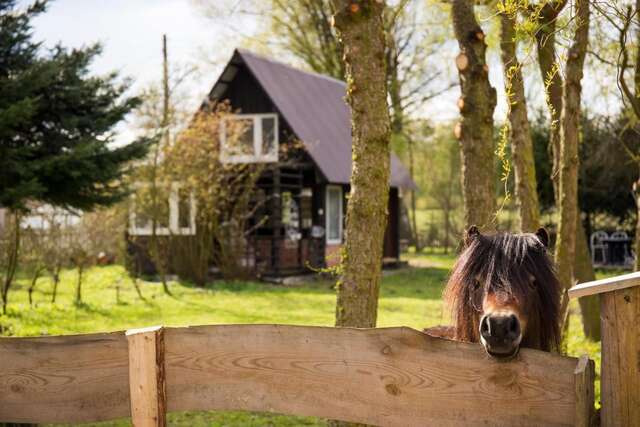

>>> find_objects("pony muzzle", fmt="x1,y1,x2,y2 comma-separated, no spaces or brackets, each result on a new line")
479,313,522,359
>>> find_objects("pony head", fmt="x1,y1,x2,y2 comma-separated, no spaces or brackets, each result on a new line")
444,226,560,359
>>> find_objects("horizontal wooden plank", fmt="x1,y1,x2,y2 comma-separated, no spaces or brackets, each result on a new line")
0,324,589,426
0,331,130,423
569,270,640,299
164,325,581,427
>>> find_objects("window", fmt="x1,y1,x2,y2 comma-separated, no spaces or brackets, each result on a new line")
220,114,278,163
129,183,196,236
325,186,343,244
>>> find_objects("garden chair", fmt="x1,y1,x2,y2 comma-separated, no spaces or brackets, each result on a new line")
610,231,635,267
611,230,628,240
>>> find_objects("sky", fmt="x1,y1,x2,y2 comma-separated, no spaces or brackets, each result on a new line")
22,0,237,143
21,0,468,138
19,0,621,146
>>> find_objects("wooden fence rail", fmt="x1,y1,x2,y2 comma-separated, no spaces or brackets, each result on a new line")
0,325,593,427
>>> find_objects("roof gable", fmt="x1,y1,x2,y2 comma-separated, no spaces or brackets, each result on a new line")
209,49,416,190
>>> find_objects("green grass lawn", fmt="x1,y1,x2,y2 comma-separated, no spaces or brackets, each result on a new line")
0,252,605,426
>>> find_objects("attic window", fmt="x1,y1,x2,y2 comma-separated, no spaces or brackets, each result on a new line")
220,113,278,163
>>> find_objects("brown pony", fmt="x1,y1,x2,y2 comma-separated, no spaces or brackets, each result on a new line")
428,226,561,359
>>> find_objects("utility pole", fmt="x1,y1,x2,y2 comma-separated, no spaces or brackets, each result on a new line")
162,34,169,144
149,34,172,296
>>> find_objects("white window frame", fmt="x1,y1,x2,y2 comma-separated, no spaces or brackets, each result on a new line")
325,185,343,245
220,113,279,163
129,183,196,236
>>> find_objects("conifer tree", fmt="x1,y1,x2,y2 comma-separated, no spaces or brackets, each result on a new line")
0,0,149,211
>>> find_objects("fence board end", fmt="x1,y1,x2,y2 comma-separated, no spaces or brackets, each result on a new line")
126,325,166,427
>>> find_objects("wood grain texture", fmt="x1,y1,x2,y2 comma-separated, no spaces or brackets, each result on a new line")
569,271,640,299
574,355,595,427
0,331,130,423
127,326,166,427
164,325,583,427
0,325,593,426
601,286,640,427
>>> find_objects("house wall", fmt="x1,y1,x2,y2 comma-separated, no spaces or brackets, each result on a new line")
127,54,403,279
222,63,298,148
325,244,342,268
216,61,327,276
219,58,406,272
254,238,312,272
384,188,400,260
223,66,275,113
320,186,400,268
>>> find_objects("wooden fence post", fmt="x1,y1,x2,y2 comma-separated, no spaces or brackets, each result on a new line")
569,272,640,427
126,326,166,427
574,355,595,427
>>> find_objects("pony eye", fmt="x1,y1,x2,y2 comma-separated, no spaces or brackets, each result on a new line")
473,280,481,290
529,280,537,290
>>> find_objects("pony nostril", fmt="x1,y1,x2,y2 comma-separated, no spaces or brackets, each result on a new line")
479,313,521,357
481,314,520,341
480,315,491,338
508,314,520,337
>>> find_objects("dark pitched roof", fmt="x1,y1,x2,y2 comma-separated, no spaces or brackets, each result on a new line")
209,49,416,190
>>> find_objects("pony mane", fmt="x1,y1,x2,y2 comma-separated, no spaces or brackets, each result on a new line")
444,231,561,351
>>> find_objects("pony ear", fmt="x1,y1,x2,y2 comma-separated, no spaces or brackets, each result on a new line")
535,227,549,248
464,225,480,246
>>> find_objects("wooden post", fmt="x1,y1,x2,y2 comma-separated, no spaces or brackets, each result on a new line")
126,326,166,427
569,272,640,427
574,355,595,427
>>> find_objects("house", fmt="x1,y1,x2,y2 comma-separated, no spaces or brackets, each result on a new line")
129,49,415,277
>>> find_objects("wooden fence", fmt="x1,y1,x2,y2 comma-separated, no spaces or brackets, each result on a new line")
0,325,593,426
569,271,640,427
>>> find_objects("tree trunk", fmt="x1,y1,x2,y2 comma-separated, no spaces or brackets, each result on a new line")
534,0,597,339
451,0,497,231
635,179,640,271
499,12,540,232
75,265,84,304
443,207,450,255
331,0,390,330
1,211,20,315
632,4,640,273
575,217,600,340
28,267,44,307
407,135,421,251
50,264,61,304
387,35,404,136
556,0,590,330
131,274,146,302
534,2,566,193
